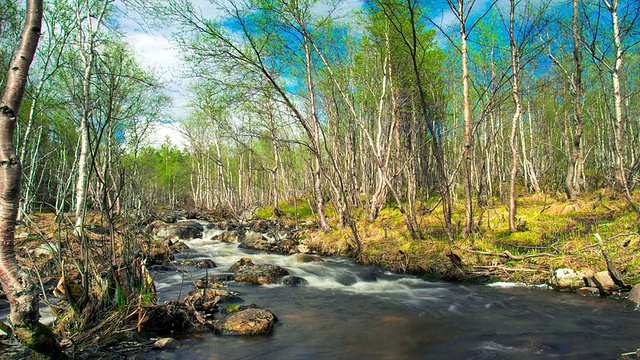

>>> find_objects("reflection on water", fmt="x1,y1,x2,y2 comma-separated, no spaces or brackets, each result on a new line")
127,227,640,359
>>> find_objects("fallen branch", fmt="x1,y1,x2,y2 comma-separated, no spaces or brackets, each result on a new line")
471,265,549,273
594,233,629,290
462,247,555,261
567,243,599,254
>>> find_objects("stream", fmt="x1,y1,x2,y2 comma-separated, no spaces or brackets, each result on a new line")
140,225,640,360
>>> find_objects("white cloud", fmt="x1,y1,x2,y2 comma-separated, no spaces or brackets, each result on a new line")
113,1,192,147
124,32,183,80
147,122,187,149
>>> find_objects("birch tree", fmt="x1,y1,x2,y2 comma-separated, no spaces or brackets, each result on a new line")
0,0,65,356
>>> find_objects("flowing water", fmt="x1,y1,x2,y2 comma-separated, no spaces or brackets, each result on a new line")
138,226,640,360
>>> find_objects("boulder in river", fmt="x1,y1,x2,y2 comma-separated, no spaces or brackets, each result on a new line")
147,220,204,240
173,258,216,268
214,308,277,336
169,241,190,253
250,219,271,232
295,254,324,263
217,229,245,243
238,232,273,252
195,259,217,269
195,275,227,289
229,258,289,285
281,275,308,286
184,289,240,312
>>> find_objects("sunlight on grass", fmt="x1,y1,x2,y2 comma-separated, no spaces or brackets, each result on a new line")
255,191,640,285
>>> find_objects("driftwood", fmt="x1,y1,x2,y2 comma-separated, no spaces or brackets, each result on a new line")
462,247,555,261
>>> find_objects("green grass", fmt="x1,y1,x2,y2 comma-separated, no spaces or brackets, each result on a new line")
286,191,640,286
255,198,314,220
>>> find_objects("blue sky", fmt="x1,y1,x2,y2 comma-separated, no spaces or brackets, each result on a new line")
111,0,501,147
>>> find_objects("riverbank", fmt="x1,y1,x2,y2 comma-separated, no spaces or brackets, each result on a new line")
267,191,640,295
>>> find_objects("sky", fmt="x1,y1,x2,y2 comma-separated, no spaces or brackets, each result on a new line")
114,0,189,148
111,0,496,148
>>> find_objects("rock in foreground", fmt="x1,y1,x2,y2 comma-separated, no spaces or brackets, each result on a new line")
215,309,277,336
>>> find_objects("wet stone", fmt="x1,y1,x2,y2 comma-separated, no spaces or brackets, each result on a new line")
169,241,190,253
549,268,588,291
195,259,217,269
184,289,241,312
195,275,228,289
229,258,289,285
215,308,277,336
281,275,308,286
295,254,324,263
218,230,245,243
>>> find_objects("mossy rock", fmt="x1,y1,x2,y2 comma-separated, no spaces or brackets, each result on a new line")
215,309,277,336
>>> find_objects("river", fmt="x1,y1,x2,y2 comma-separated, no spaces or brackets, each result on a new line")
139,226,640,360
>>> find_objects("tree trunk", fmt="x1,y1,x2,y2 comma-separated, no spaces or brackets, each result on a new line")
566,0,584,199
407,0,453,242
0,0,66,357
302,25,331,232
508,0,521,233
606,0,631,199
457,0,474,236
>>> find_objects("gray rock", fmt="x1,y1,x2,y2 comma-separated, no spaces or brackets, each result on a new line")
250,219,271,232
169,241,190,253
147,220,204,240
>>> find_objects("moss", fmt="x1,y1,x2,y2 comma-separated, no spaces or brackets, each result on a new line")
255,198,314,220
13,322,66,359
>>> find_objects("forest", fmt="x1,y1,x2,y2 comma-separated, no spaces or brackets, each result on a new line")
1,0,640,358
